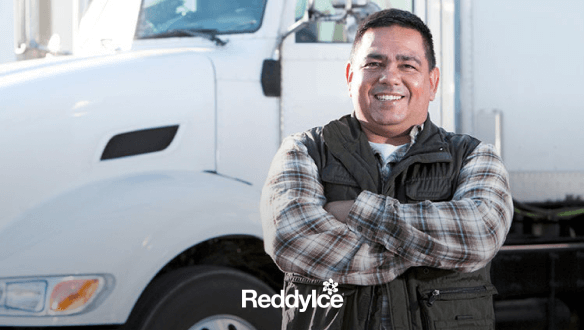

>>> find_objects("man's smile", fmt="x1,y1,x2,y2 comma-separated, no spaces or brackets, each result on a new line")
374,93,405,101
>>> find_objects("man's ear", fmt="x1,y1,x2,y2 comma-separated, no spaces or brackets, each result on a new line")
345,61,353,97
429,67,440,101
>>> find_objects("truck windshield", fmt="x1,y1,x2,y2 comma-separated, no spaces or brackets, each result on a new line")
135,0,267,39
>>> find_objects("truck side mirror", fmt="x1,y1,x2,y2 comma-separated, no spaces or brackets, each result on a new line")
331,0,372,9
271,0,377,57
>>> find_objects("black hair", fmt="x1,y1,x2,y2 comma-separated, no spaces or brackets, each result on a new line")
350,9,436,70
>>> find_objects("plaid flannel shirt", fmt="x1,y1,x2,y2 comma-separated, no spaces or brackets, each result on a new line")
260,127,513,286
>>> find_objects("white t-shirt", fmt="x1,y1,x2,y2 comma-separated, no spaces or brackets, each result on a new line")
368,141,405,166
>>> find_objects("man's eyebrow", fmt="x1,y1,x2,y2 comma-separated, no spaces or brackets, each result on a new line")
365,53,387,61
364,53,423,66
396,54,422,66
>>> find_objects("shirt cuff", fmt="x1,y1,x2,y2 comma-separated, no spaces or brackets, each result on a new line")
346,191,409,256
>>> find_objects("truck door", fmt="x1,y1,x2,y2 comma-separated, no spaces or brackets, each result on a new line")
279,0,456,138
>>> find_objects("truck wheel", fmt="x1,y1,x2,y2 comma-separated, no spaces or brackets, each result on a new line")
126,266,282,330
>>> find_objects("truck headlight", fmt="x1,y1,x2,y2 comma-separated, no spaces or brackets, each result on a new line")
0,275,110,316
6,281,47,312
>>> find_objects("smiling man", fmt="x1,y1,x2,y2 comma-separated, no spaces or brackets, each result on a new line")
348,24,438,145
261,9,513,330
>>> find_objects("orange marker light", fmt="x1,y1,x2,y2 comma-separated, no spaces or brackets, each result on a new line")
49,279,100,312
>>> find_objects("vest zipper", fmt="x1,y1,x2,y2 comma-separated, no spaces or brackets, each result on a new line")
427,289,440,306
364,286,377,329
424,286,488,307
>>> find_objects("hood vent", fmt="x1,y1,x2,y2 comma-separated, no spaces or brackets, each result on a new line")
101,125,179,160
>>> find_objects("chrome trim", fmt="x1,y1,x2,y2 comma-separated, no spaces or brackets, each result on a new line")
501,242,584,252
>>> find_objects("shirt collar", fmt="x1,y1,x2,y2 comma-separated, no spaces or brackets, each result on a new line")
408,124,424,147
369,124,424,166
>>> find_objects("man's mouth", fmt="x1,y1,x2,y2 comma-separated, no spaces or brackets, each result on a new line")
375,94,404,101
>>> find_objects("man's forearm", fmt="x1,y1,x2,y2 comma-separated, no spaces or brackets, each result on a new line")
261,135,407,285
323,200,354,223
345,143,513,272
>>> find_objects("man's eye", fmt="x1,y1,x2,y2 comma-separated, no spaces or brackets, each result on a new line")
365,62,381,68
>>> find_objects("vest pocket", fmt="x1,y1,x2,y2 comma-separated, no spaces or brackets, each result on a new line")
405,177,452,202
282,274,379,330
321,163,361,187
417,285,497,330
321,163,362,201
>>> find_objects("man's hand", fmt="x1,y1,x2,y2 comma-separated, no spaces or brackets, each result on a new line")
324,200,355,223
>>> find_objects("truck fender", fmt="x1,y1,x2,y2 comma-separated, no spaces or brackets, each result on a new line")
0,170,264,325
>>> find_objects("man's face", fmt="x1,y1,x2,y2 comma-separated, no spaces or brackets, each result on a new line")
346,25,439,144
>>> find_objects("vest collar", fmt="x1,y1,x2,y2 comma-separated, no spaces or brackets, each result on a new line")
321,114,459,197
403,115,452,163
324,114,452,165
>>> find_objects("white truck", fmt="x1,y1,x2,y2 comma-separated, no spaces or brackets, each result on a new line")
0,1,388,329
1,0,583,329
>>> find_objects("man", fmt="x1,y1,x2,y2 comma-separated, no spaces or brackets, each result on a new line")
261,9,513,330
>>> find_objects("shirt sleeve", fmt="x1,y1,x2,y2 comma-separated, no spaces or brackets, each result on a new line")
260,133,408,285
345,143,513,272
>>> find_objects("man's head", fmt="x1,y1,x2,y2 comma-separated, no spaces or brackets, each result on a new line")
350,9,436,70
346,9,440,144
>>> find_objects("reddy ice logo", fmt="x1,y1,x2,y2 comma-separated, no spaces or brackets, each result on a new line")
242,278,344,312
322,278,338,295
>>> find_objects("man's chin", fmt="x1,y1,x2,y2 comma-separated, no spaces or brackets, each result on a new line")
370,116,408,127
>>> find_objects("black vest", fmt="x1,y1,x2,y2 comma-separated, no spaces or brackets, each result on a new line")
282,115,497,330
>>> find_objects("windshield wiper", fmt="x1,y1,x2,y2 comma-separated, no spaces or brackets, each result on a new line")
141,29,227,46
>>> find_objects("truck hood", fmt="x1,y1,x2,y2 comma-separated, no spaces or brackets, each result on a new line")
0,47,213,88
0,47,217,232
0,55,88,78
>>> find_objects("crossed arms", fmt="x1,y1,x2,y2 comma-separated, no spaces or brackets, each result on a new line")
260,134,513,286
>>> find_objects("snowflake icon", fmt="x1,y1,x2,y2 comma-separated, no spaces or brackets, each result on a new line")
323,278,338,295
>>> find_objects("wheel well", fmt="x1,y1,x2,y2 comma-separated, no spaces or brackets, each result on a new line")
155,235,284,291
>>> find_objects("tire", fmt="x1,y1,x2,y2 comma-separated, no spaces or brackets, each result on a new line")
126,266,282,330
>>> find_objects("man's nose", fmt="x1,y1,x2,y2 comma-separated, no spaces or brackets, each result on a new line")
378,65,400,85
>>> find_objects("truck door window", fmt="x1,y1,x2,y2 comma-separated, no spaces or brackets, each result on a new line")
295,0,412,43
136,0,267,38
